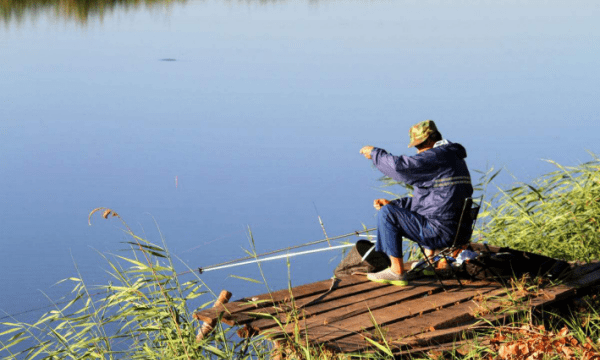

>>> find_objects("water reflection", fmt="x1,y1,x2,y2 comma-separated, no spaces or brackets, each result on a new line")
1,0,188,24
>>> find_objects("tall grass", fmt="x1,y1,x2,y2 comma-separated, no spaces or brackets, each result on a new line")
476,154,600,262
0,209,256,359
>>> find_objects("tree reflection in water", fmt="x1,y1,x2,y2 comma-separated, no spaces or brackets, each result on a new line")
0,0,189,24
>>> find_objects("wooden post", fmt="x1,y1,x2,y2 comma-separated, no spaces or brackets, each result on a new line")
196,290,232,341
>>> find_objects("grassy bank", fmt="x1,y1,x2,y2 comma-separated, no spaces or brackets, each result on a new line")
1,156,600,359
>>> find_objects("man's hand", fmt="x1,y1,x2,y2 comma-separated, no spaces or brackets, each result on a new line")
360,146,374,159
373,198,391,210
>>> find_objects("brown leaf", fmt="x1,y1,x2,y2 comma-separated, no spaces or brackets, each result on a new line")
518,342,530,355
498,344,510,358
494,334,507,343
534,340,545,352
562,346,574,357
508,343,520,356
559,326,569,337
553,339,565,348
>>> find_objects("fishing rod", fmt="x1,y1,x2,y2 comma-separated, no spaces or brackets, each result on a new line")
197,227,376,274
1,230,377,321
199,243,355,273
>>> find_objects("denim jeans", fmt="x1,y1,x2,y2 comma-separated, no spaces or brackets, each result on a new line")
376,203,447,258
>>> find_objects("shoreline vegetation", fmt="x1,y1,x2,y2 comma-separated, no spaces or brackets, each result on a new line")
1,155,600,359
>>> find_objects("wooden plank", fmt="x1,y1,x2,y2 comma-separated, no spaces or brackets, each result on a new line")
387,289,526,343
331,284,574,354
208,276,404,327
327,287,509,353
391,284,573,344
235,282,420,331
336,316,498,356
393,284,576,355
227,277,402,327
391,325,495,358
196,258,424,324
318,282,497,336
253,280,444,335
272,282,499,346
319,281,447,325
194,275,368,323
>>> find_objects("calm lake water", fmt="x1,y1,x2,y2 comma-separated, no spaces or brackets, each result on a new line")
1,0,599,327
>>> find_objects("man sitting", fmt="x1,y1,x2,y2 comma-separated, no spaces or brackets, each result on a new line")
360,120,473,286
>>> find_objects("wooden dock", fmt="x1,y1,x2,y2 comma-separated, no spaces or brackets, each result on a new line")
194,246,600,358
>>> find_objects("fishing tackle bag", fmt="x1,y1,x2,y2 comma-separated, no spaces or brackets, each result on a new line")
334,240,390,276
462,247,569,281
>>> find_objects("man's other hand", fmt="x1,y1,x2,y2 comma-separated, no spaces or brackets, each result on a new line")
360,146,374,159
373,198,391,210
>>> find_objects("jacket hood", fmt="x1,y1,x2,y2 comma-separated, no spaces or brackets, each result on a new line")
436,140,467,159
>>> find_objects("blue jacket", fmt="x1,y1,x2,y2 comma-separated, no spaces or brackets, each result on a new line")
370,141,473,240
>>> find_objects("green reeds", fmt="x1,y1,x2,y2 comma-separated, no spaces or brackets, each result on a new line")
0,210,246,359
476,155,600,262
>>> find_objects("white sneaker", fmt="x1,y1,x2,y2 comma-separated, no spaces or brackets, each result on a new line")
367,268,409,286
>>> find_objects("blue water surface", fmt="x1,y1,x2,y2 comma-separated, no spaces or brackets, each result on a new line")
1,0,599,326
